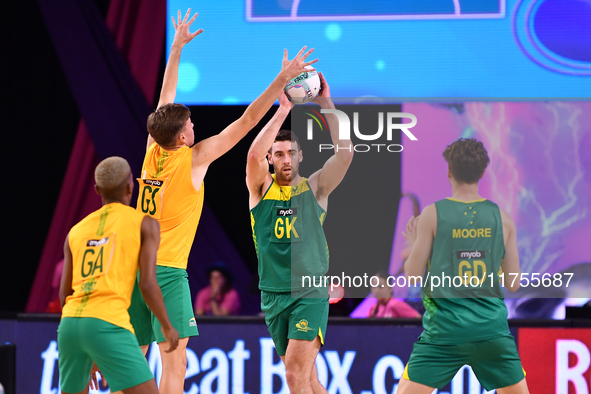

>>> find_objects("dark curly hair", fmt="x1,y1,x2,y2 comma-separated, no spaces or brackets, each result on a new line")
442,138,490,184
147,103,191,147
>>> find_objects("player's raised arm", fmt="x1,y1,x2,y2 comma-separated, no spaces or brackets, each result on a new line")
307,73,353,208
147,9,203,150
192,47,317,168
246,92,293,207
59,234,74,308
500,209,521,293
403,204,437,283
137,216,179,352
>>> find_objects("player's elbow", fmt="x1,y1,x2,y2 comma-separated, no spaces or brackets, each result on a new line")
337,148,354,164
506,281,520,293
504,271,521,293
247,149,264,163
405,274,422,287
138,276,158,295
239,112,259,130
404,262,422,282
59,293,67,309
59,288,72,309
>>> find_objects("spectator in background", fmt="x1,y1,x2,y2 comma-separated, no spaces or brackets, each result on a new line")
368,272,421,318
195,262,240,316
45,259,65,313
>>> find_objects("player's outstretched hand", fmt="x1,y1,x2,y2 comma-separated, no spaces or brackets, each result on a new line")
312,71,331,105
278,90,294,109
402,215,419,246
171,8,203,49
162,326,180,353
281,46,318,81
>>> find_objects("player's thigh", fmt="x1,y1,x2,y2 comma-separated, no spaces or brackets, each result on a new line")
140,344,149,356
496,378,529,394
397,376,436,394
287,297,328,348
285,296,327,368
284,337,322,373
57,318,94,394
80,318,153,393
405,339,471,389
470,336,526,392
152,267,198,343
111,343,150,394
262,291,291,357
61,388,89,394
121,379,158,394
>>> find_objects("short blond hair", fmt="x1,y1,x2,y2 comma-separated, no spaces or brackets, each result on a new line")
95,157,131,189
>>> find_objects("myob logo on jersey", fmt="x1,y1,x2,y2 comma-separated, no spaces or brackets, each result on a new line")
86,237,109,247
276,208,297,217
297,104,417,153
143,179,163,187
457,250,486,259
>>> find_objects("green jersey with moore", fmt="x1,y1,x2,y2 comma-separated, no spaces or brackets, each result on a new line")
420,198,509,343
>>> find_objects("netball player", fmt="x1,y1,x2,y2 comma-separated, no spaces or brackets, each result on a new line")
246,73,353,394
126,8,318,394
58,157,178,394
399,138,529,394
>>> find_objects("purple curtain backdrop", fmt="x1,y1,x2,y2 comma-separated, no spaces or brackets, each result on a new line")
26,0,163,312
28,0,254,313
26,122,102,313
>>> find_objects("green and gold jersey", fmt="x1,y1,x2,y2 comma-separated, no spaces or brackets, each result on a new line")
62,203,145,333
420,198,510,343
251,175,329,293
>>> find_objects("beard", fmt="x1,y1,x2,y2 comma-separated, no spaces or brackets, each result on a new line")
274,164,299,184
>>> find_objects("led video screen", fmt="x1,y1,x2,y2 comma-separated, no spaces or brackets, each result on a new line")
168,0,591,104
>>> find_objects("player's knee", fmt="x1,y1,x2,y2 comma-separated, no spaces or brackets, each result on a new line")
310,368,321,383
162,361,187,377
285,369,304,389
174,353,188,369
162,352,187,372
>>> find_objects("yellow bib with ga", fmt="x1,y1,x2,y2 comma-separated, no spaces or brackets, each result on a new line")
136,143,204,269
62,203,145,332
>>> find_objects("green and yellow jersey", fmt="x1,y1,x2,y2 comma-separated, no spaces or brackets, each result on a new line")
136,143,204,270
251,175,329,293
420,198,509,343
62,203,146,333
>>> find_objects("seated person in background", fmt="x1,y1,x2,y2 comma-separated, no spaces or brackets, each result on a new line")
195,262,240,316
368,272,421,318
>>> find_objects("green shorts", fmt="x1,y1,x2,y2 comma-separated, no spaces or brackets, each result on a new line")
261,291,329,357
404,335,525,391
57,317,153,393
129,266,199,346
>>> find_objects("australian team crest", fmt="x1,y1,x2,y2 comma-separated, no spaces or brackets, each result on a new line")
295,319,314,332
